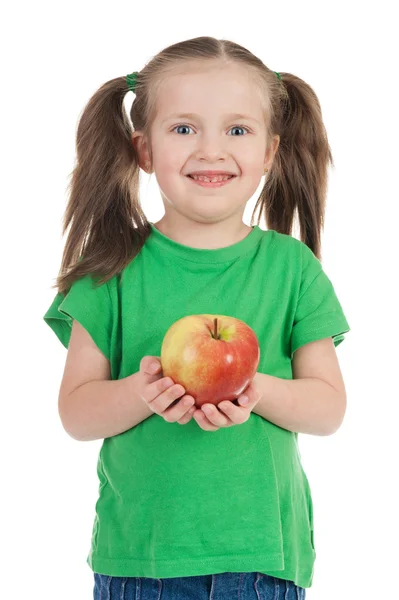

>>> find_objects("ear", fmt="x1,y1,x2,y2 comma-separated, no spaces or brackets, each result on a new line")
264,134,280,170
131,131,152,172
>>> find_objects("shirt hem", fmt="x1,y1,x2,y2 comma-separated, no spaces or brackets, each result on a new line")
86,551,314,589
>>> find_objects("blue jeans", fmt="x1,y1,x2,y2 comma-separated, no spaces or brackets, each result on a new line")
93,571,306,599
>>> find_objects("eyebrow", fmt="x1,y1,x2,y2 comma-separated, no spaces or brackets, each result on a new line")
161,112,261,125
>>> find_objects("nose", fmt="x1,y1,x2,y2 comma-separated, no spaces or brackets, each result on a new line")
193,132,229,163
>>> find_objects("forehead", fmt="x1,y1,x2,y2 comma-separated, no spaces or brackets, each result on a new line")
154,63,265,123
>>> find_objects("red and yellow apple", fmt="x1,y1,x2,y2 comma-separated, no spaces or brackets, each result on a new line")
160,314,260,408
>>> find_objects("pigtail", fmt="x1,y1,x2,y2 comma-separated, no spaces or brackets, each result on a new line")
253,73,334,261
53,76,151,296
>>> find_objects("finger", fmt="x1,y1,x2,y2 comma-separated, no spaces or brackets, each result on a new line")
218,401,249,424
201,403,233,427
177,410,196,425
193,409,221,431
155,382,187,415
145,376,175,404
176,399,197,424
163,395,195,423
141,356,162,375
144,378,182,413
237,381,261,408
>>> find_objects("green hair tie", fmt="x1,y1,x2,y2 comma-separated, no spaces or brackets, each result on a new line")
126,71,138,92
126,69,281,93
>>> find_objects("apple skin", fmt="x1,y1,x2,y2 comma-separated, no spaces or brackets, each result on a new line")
160,314,260,408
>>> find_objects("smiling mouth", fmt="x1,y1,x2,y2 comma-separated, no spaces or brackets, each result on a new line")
185,174,237,188
187,174,236,182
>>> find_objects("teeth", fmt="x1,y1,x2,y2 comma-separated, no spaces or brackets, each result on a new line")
191,174,233,182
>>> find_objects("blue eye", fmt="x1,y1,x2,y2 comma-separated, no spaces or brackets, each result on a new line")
228,126,249,136
173,125,193,135
172,124,250,135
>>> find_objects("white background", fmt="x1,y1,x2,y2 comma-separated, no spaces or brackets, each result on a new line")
2,1,398,598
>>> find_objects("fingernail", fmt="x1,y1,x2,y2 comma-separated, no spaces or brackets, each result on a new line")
240,396,249,405
149,363,159,373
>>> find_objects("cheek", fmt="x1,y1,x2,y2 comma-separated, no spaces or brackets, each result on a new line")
153,165,188,203
238,152,264,176
155,164,185,188
153,145,185,175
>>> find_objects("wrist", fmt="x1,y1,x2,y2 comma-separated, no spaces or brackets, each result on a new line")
126,372,154,422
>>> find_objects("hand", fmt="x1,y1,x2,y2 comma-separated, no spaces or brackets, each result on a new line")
137,356,197,425
192,376,262,431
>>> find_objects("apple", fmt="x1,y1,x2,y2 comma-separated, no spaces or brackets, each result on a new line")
160,314,260,408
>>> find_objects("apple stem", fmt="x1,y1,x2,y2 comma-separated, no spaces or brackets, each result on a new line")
213,317,219,340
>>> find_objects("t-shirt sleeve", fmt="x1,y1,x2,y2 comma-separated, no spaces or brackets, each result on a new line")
290,242,350,358
43,274,112,360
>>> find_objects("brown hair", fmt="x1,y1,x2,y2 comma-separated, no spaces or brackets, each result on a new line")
53,36,333,297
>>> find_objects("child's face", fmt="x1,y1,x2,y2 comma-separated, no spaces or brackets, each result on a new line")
136,62,278,224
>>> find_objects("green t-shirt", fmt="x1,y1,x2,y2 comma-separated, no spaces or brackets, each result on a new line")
43,223,350,589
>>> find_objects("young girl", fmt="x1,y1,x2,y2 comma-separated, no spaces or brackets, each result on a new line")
43,36,350,599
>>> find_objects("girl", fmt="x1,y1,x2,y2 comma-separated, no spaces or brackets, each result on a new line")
43,36,350,599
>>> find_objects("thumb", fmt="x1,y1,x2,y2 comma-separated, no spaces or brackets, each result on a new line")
141,356,162,375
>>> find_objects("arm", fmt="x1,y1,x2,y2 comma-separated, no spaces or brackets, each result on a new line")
58,319,153,442
252,337,347,436
63,373,153,442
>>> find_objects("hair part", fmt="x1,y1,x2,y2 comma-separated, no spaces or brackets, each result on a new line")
53,36,333,296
